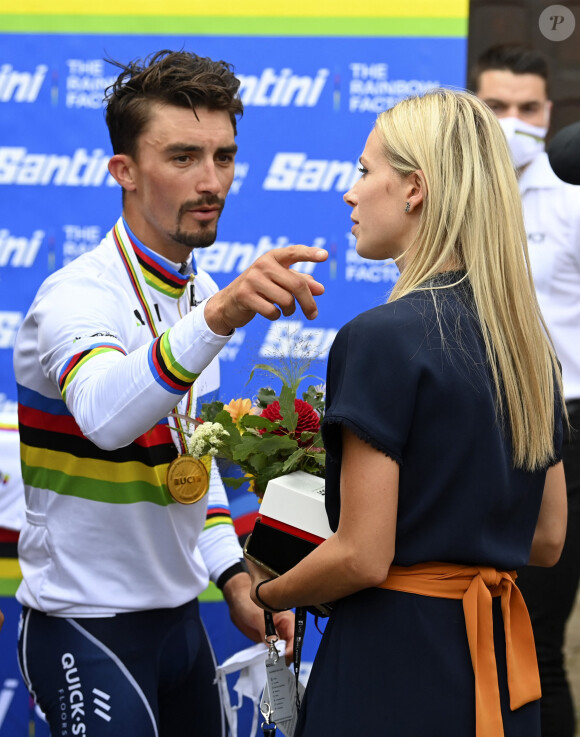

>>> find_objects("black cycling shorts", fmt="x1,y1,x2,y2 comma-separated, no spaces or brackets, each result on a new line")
18,599,224,737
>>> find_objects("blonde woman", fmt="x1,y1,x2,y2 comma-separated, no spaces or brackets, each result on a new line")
247,89,567,737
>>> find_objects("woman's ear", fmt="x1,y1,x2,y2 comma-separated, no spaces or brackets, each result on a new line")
108,154,137,192
407,170,426,210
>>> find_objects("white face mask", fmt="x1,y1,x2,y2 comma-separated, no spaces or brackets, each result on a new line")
498,117,547,169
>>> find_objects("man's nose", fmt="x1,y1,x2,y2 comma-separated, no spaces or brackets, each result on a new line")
197,161,222,193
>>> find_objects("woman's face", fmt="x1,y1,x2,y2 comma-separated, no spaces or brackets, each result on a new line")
344,128,418,263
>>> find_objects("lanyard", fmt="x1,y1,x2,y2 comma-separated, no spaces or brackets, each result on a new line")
293,607,307,710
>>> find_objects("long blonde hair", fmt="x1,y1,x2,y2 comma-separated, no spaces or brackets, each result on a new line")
375,89,563,471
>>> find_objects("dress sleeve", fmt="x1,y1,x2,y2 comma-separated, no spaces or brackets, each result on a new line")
322,302,425,466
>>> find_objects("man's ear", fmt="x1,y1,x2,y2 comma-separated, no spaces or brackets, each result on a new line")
407,170,426,210
108,154,137,191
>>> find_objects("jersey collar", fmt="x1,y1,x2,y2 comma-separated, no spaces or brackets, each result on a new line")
122,218,196,300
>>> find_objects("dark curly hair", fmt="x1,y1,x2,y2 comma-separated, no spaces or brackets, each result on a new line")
104,50,244,157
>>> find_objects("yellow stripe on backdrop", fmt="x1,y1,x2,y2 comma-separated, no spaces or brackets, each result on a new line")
0,0,468,35
4,0,467,17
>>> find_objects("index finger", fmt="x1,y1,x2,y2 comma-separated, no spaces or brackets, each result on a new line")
271,244,328,267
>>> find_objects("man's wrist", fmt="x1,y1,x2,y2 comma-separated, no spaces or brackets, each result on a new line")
203,295,235,336
216,561,248,592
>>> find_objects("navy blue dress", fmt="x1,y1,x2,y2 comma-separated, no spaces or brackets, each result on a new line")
295,274,563,737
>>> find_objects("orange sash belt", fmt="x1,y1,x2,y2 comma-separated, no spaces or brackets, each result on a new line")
379,562,541,737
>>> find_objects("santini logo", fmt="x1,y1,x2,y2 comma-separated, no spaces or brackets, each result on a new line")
238,68,329,107
264,154,360,191
0,228,44,267
196,235,325,275
0,64,47,103
0,147,117,186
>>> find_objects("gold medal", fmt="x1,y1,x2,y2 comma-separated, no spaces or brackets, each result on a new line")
166,455,209,504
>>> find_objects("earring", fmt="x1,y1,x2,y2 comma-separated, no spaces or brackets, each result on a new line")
405,202,411,213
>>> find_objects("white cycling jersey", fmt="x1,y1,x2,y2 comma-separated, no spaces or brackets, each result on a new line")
14,217,243,615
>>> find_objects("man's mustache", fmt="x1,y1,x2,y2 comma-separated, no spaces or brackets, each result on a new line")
178,196,226,217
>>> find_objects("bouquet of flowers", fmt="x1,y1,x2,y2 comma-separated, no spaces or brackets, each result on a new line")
185,361,326,498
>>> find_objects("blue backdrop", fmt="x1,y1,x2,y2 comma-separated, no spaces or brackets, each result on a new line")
0,30,467,735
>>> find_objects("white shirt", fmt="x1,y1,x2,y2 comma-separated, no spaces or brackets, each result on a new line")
520,152,580,400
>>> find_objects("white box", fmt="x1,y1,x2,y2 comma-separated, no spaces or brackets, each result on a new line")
259,470,332,540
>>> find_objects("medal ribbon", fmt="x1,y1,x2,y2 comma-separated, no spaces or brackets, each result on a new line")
112,220,197,454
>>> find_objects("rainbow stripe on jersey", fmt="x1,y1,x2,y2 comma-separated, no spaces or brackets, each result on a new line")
18,384,178,506
133,241,192,299
148,330,199,395
58,342,126,401
205,504,235,530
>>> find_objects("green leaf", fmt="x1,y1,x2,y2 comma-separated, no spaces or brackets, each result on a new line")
241,415,275,431
282,447,305,472
221,476,249,491
309,430,323,447
256,386,278,408
259,435,298,454
302,385,325,413
249,364,287,386
199,401,225,422
299,431,317,444
259,461,288,485
231,435,266,460
309,452,326,466
279,384,298,432
233,434,297,462
241,451,269,473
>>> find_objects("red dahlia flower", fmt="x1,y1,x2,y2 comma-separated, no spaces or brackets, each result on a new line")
260,399,320,446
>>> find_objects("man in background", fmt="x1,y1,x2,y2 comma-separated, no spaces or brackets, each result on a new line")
472,44,580,737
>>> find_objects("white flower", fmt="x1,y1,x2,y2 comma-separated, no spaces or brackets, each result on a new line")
186,422,229,458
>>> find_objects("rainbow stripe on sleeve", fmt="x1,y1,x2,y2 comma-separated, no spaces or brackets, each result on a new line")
18,384,178,506
58,343,126,401
204,504,235,531
148,330,199,395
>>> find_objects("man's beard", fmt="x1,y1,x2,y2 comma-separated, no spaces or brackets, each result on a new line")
170,196,225,249
171,224,217,249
